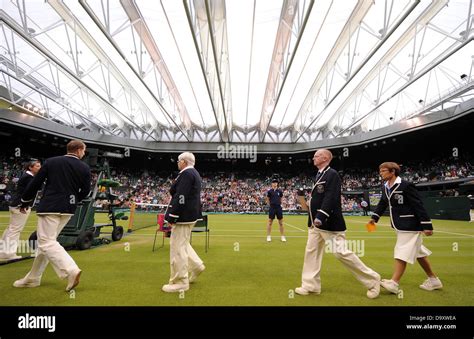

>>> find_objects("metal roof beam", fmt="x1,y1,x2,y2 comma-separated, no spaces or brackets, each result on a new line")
259,0,314,142
7,2,160,141
119,0,192,131
292,0,374,135
337,38,473,136
183,0,225,142
203,0,232,141
78,0,190,141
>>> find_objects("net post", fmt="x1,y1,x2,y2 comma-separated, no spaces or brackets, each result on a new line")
128,202,135,233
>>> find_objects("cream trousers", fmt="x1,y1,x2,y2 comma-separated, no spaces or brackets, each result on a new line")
301,228,379,292
23,214,79,281
168,222,204,285
0,207,31,256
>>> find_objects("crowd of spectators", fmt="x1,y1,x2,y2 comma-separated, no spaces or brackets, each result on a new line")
1,155,473,212
340,158,473,191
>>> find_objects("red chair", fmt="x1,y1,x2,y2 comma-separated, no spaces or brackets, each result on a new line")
152,214,171,251
152,214,210,253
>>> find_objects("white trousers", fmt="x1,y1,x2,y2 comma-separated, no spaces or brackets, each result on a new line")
301,228,379,292
23,214,79,281
169,222,203,285
0,207,31,256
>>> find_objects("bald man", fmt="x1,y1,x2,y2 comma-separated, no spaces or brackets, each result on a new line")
295,149,381,298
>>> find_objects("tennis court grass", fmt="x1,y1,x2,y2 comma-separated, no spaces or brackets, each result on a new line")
0,212,472,306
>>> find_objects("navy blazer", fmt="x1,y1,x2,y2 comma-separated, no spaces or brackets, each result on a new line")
371,180,433,232
21,155,91,214
9,171,35,208
165,167,202,224
308,166,346,232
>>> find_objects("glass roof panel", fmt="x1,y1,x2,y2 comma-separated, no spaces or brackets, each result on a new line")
1,0,471,143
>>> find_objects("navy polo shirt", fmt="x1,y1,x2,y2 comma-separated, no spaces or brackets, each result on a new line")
267,189,283,206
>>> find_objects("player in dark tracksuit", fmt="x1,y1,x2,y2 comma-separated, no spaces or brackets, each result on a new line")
266,179,286,242
368,162,442,294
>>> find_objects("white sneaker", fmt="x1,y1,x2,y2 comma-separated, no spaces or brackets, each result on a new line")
419,277,443,291
266,236,271,242
295,287,320,296
13,278,40,288
162,284,189,293
66,269,82,292
367,280,381,299
281,236,287,242
380,279,399,294
189,264,205,283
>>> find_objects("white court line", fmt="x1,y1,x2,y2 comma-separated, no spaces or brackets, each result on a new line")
3,227,470,237
0,226,457,235
283,222,306,232
210,218,307,224
215,219,474,237
4,221,472,237
434,230,474,238
349,220,474,238
125,233,466,239
206,235,467,239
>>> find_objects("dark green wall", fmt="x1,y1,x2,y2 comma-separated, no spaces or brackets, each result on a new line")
424,197,470,221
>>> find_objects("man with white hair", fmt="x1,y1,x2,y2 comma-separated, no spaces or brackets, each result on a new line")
163,152,205,293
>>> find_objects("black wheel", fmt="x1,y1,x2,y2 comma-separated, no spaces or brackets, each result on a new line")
29,231,38,251
111,226,124,242
76,231,94,250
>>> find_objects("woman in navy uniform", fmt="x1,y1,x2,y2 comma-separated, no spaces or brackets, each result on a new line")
368,162,442,294
0,159,41,261
295,149,381,298
266,179,286,242
14,140,91,292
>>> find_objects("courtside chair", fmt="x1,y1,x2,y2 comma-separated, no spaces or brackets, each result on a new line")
152,214,210,253
190,215,210,253
152,214,170,251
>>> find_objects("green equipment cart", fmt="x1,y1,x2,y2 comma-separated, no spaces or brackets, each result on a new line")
29,160,127,250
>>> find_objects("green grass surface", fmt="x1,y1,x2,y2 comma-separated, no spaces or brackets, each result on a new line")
0,212,473,306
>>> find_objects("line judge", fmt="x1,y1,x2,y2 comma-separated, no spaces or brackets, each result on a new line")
163,152,205,293
14,140,91,292
295,149,381,298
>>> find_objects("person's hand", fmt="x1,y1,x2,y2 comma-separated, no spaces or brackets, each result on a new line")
313,218,322,228
423,230,433,236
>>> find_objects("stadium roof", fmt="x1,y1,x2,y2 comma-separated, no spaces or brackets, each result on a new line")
1,0,473,144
